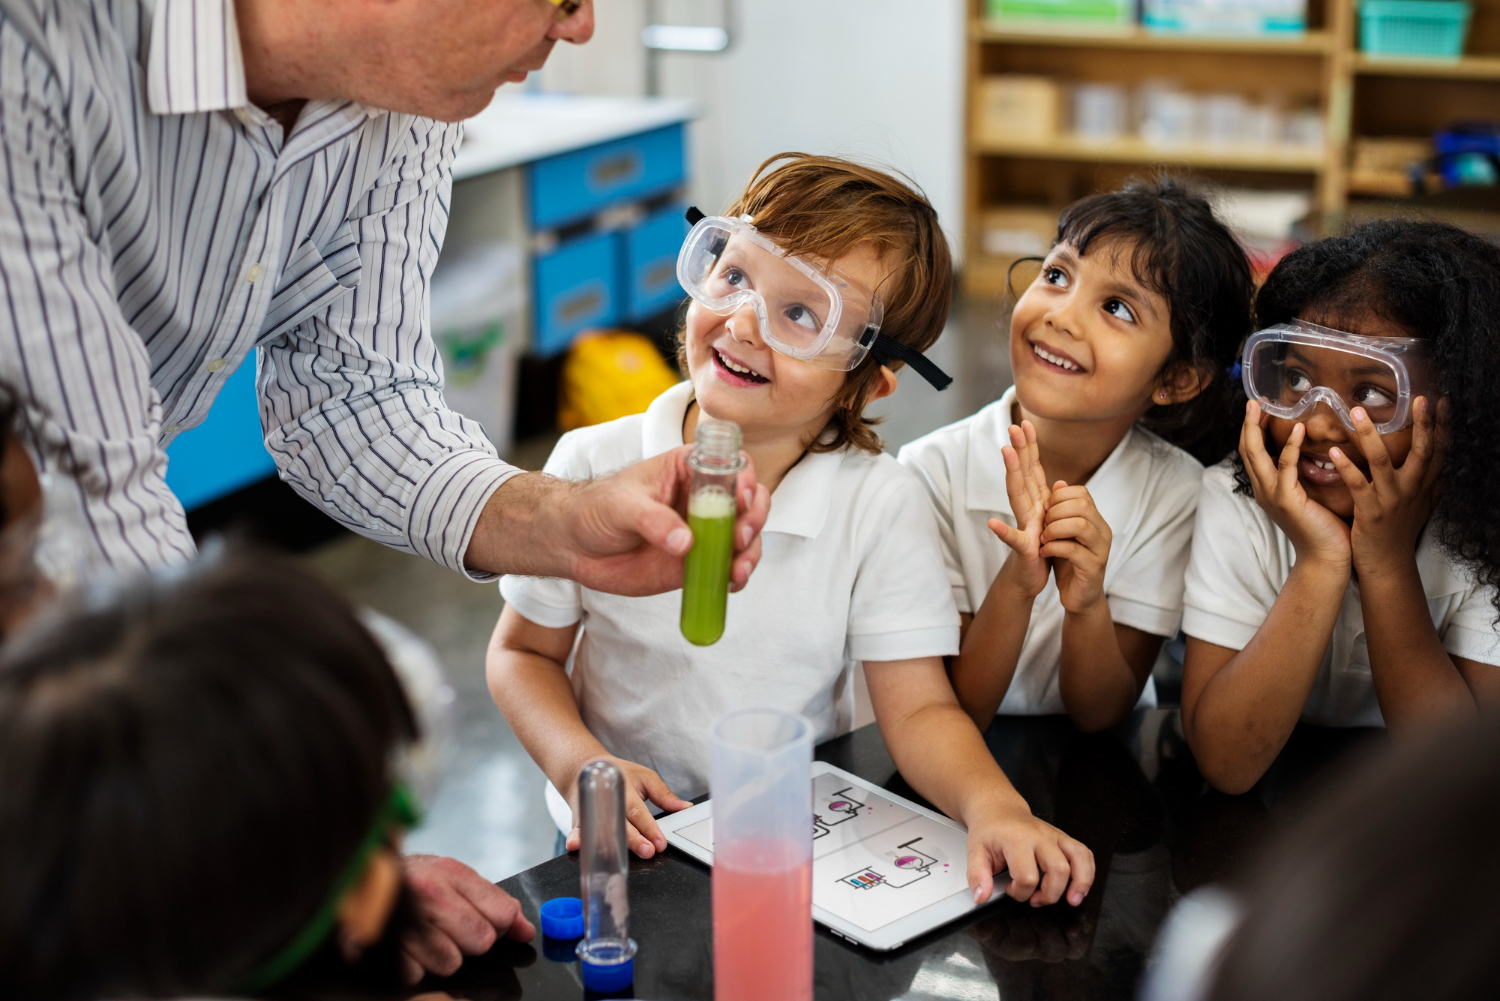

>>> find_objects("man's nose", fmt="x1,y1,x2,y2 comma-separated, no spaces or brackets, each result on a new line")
549,3,596,43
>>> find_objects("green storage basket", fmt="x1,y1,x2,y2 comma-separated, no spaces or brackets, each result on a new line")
1359,0,1472,58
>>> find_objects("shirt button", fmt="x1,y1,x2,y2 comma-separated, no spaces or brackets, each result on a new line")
235,107,254,125
206,358,227,372
162,423,181,434
246,263,265,283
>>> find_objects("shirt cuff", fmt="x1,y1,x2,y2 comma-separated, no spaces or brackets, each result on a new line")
499,576,584,629
1444,623,1500,666
1181,606,1260,651
849,625,960,663
406,450,525,582
1107,595,1182,638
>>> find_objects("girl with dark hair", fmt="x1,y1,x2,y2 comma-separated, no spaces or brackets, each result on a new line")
0,552,523,999
1181,219,1500,795
900,178,1254,734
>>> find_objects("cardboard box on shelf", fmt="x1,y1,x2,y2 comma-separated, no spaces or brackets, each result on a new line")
975,76,1063,144
980,206,1059,260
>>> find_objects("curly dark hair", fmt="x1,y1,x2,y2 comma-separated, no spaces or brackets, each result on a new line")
1243,218,1500,614
1051,176,1256,465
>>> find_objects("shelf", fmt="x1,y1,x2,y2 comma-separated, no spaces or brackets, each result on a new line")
973,21,1334,54
973,134,1326,171
1353,53,1500,80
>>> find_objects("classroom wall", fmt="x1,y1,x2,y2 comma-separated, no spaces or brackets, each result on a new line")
537,0,968,260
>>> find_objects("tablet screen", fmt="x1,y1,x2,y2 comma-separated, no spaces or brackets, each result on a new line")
673,770,971,933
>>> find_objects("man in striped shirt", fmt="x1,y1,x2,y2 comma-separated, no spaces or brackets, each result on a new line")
0,0,770,982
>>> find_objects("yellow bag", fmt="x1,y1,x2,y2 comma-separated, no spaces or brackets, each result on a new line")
559,330,682,431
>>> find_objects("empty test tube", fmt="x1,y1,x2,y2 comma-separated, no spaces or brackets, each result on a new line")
576,759,638,992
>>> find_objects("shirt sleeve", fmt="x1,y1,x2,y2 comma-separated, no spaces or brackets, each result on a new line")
1443,582,1500,666
846,471,962,662
0,24,196,573
498,431,587,628
258,116,522,582
1105,456,1202,638
896,438,972,614
1181,464,1282,651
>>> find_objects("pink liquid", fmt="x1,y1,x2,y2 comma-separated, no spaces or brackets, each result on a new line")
713,853,813,1001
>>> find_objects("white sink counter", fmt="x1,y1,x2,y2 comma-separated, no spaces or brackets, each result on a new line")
452,93,698,181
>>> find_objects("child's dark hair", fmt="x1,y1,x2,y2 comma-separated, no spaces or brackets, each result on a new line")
1207,712,1500,1001
680,152,954,455
0,551,418,999
1051,177,1255,464
1247,219,1500,613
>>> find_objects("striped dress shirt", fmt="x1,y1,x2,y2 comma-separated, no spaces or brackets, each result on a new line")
0,0,521,578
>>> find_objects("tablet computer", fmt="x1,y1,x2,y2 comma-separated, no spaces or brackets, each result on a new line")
657,761,1006,951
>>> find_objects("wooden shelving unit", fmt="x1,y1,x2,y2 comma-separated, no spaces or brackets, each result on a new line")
964,0,1500,294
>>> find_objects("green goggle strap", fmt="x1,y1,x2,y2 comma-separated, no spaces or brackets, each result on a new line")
234,783,422,995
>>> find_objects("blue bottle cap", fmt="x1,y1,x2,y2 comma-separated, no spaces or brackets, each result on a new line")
539,896,584,940
577,938,638,993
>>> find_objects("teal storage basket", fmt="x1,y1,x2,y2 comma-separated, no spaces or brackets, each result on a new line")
1359,0,1472,58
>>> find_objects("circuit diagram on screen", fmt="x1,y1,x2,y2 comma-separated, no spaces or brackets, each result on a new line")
814,787,867,840
838,838,940,890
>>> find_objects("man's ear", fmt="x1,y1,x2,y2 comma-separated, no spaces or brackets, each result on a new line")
869,365,899,403
1153,362,1214,406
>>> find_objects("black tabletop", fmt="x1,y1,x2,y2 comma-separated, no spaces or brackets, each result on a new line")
424,710,1383,1001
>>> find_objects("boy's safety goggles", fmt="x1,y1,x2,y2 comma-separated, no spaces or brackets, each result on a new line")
677,208,952,390
1241,318,1433,436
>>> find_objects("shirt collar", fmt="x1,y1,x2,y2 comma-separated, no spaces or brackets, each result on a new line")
964,385,1138,530
147,0,249,115
641,381,844,540
1415,527,1473,599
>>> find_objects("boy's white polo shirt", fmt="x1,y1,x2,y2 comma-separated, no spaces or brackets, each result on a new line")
1183,459,1500,727
897,386,1203,715
500,382,960,800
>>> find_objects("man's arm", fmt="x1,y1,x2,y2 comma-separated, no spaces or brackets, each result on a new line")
0,24,196,573
260,117,768,589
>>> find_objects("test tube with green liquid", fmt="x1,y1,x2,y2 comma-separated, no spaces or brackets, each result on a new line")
680,419,744,646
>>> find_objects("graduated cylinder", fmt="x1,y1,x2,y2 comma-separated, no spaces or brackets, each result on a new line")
711,708,813,1001
680,418,744,646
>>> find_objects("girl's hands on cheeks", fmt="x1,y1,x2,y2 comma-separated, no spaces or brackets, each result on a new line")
565,756,691,859
1040,484,1111,614
1330,398,1445,578
989,421,1054,600
964,797,1094,909
1240,401,1351,569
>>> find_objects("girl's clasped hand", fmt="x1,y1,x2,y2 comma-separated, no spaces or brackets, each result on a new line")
990,420,1113,615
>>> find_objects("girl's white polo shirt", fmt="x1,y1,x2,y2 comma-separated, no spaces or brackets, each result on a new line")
1183,459,1500,727
897,386,1203,716
499,382,960,800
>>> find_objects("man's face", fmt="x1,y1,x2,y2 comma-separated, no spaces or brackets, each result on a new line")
344,0,595,122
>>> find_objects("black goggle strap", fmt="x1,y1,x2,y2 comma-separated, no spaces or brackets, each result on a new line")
685,206,706,225
863,328,953,392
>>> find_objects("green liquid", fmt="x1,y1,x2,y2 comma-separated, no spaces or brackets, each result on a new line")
681,488,736,646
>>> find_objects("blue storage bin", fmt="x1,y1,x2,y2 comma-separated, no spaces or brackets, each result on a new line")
1359,0,1471,58
624,204,689,321
164,357,278,509
533,231,620,358
529,125,686,230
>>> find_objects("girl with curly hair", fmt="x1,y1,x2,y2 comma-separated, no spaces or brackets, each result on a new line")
1181,219,1500,794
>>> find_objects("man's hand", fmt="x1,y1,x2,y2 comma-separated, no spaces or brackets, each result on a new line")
465,450,771,597
563,446,769,596
398,854,535,983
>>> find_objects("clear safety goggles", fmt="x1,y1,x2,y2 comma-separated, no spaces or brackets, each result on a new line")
1241,319,1433,435
677,208,952,390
